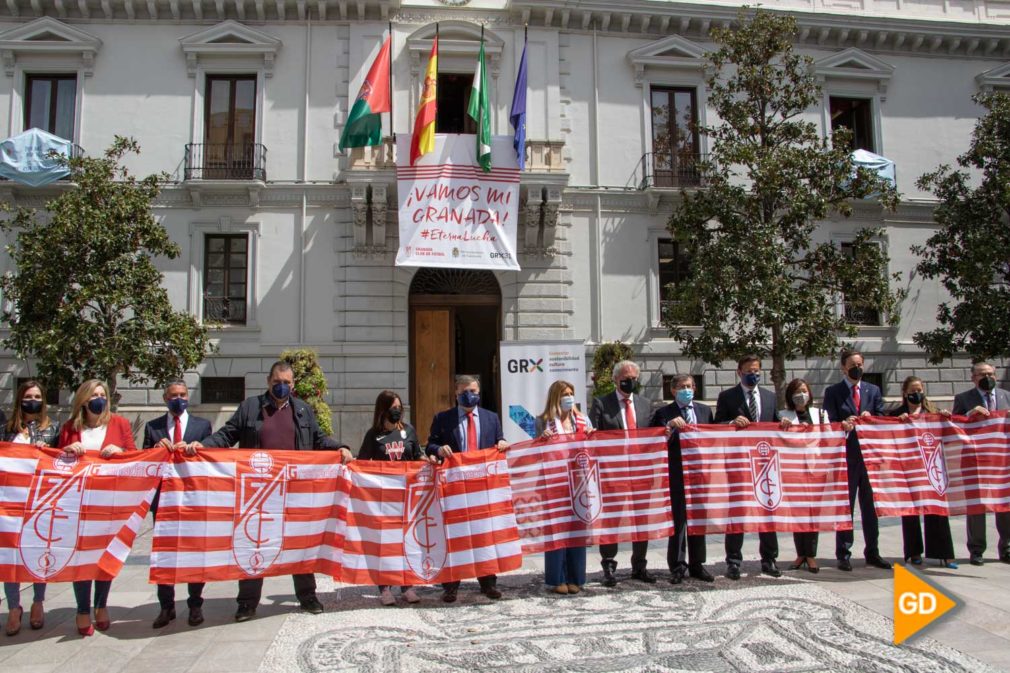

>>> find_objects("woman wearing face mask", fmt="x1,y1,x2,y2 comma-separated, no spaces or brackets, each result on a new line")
536,380,594,595
58,379,136,636
890,376,957,569
3,380,59,635
779,378,830,573
358,390,428,606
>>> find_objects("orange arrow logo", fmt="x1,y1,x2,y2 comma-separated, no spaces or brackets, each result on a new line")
893,563,959,645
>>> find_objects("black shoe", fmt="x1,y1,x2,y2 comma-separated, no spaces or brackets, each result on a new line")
726,565,741,580
1000,553,1010,564
837,559,853,571
481,586,502,600
299,596,324,614
234,604,256,622
969,554,984,566
630,568,657,584
601,566,617,587
669,568,685,585
866,556,892,570
442,588,457,603
761,560,782,578
187,607,204,627
688,565,715,582
152,608,175,629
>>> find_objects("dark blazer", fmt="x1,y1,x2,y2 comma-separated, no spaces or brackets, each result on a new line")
650,401,714,427
822,378,884,422
425,406,504,457
952,387,1010,415
714,385,780,423
589,392,655,431
143,413,213,449
201,392,343,450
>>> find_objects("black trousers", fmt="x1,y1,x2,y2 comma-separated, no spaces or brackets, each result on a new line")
442,575,496,593
599,541,649,571
966,512,1010,556
836,447,880,560
793,532,819,558
667,443,706,570
902,514,954,561
237,574,316,607
725,532,778,566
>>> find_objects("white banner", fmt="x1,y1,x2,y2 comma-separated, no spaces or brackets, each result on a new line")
499,341,587,444
395,134,520,271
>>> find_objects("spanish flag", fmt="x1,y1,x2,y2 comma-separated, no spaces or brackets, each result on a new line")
410,36,437,166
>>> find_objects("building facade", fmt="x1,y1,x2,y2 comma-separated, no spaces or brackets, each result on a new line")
0,0,1007,441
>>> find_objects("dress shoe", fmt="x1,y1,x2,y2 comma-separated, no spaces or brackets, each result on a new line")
300,596,325,614
442,588,457,603
969,554,984,566
866,556,892,570
601,566,617,587
551,584,569,595
187,607,204,626
669,568,685,585
688,565,715,582
631,568,657,584
402,588,420,604
481,586,502,600
567,584,582,594
379,588,396,606
726,565,741,580
152,608,176,628
29,602,44,630
837,558,853,571
1000,552,1010,564
761,560,782,578
234,604,257,622
5,606,22,636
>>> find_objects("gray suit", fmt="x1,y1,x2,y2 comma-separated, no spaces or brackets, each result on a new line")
953,386,1010,559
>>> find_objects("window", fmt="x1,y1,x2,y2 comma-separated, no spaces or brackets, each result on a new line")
650,87,700,187
435,73,476,134
658,238,696,323
662,374,705,401
201,377,245,404
830,97,874,153
15,377,60,406
24,74,77,140
862,372,884,394
203,75,257,179
840,242,882,326
203,234,248,324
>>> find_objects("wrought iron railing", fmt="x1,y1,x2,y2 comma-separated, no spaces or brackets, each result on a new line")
184,143,266,181
203,295,246,324
637,152,708,189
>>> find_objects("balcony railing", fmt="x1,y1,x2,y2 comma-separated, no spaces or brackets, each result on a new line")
184,143,266,181
203,295,246,324
637,152,708,189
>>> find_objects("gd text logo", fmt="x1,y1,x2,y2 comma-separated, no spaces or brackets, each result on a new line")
507,358,543,374
893,564,958,644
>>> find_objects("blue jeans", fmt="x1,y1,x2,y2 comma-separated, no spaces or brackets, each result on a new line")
545,546,587,587
3,582,45,610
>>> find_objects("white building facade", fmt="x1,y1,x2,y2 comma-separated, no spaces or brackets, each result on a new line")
0,0,1006,441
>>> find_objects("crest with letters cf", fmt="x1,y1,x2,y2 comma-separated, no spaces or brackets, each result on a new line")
19,453,88,580
917,431,949,496
403,462,448,582
233,451,289,576
750,441,784,510
568,450,602,523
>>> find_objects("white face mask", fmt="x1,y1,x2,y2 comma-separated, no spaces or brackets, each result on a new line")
791,392,810,408
560,395,575,412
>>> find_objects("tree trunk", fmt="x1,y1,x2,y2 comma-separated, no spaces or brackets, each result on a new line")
770,323,787,409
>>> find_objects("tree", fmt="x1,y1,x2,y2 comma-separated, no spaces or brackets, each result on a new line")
664,8,903,402
0,137,213,405
280,348,333,435
591,342,634,398
913,91,1010,363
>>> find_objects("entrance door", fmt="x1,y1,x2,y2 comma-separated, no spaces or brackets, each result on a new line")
411,308,453,444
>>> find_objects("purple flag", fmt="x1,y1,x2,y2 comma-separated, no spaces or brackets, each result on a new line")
510,38,528,170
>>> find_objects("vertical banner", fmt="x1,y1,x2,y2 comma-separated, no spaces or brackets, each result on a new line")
396,134,521,270
499,341,587,444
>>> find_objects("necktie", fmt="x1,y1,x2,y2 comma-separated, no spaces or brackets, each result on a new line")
173,416,182,444
683,405,695,424
989,393,996,411
624,398,636,430
747,389,758,422
852,384,861,414
466,411,477,452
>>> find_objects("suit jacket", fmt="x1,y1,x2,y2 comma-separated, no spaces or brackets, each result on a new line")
201,392,343,450
952,387,1010,415
714,385,780,423
143,413,213,449
649,401,714,427
425,406,504,457
58,414,137,450
822,378,884,422
589,392,655,431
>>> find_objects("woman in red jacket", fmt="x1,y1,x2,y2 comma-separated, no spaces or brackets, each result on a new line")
59,379,136,636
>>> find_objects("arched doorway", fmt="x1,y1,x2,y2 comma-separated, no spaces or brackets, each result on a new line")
409,269,502,442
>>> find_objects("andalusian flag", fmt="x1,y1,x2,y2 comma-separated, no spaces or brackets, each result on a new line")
410,36,438,166
338,35,391,151
467,38,491,172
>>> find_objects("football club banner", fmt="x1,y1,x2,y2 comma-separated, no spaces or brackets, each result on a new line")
679,424,852,535
506,429,673,553
150,447,522,586
499,340,586,444
395,133,521,270
0,445,165,582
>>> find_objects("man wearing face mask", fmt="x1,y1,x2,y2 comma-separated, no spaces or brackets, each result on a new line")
714,355,782,579
822,349,890,571
195,361,353,622
953,362,1010,565
426,374,509,602
142,379,213,628
589,360,656,586
650,374,714,584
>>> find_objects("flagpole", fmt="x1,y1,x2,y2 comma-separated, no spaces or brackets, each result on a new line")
388,21,394,142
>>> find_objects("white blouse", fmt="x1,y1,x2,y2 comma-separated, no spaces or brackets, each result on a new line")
80,425,108,451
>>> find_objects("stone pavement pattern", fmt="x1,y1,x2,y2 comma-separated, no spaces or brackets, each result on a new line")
0,516,1009,672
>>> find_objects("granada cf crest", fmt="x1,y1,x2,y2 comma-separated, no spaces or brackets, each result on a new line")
403,463,447,582
19,457,90,580
568,451,602,524
750,441,783,510
917,432,949,496
233,452,288,577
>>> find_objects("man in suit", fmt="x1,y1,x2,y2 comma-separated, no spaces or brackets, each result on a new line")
589,359,656,586
650,373,714,584
953,362,1010,565
144,379,213,629
714,355,781,579
426,374,509,603
822,349,891,571
196,361,353,622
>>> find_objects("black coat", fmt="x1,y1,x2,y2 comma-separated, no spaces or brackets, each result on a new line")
202,392,344,450
714,385,780,423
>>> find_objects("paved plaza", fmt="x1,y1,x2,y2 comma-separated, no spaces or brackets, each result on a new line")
2,515,1010,673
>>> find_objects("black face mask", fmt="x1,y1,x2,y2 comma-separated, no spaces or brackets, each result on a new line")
979,375,997,392
21,399,42,415
906,392,924,405
387,408,402,423
618,378,637,395
847,366,863,381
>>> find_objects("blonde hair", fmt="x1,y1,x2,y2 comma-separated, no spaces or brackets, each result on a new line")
539,380,575,422
6,380,51,434
70,379,111,431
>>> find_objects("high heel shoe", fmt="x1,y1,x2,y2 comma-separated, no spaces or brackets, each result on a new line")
29,602,44,630
905,556,923,565
94,608,110,632
807,560,820,574
76,615,94,637
788,557,807,571
941,559,959,569
5,606,23,636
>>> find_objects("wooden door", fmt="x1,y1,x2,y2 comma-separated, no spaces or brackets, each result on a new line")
411,308,453,442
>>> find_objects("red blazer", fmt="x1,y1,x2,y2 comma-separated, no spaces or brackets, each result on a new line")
58,414,137,451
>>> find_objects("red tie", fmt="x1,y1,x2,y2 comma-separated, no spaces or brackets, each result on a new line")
624,398,636,430
852,384,861,414
173,416,182,444
466,411,478,452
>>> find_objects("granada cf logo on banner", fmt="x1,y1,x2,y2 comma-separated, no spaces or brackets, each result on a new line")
19,455,90,580
917,432,949,496
233,451,288,577
750,441,784,510
568,451,602,524
403,463,447,582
